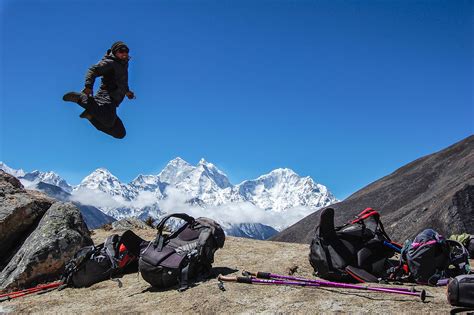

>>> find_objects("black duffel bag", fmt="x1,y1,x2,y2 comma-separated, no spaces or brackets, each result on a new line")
139,213,225,291
468,235,474,258
447,275,474,308
309,207,396,282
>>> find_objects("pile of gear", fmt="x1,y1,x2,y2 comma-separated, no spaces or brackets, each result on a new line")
308,207,473,309
1,213,225,302
1,209,473,311
62,213,226,292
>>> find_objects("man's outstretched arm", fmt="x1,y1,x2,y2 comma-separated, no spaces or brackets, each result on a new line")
84,60,113,94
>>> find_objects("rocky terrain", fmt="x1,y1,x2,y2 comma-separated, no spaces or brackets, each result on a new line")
0,171,92,291
1,227,466,314
272,135,474,244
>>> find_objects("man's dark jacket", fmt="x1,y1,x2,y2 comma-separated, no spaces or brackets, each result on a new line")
84,50,130,105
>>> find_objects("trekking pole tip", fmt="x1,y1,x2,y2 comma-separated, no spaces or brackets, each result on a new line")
420,289,427,302
0,296,10,302
217,281,226,292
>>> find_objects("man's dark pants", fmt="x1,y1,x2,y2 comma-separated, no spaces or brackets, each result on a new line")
78,89,126,139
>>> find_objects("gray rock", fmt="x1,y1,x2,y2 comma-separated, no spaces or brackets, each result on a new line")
0,171,54,264
30,181,117,229
0,170,24,195
112,217,149,231
0,202,93,290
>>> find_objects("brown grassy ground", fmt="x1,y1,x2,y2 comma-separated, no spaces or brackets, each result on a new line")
1,227,465,314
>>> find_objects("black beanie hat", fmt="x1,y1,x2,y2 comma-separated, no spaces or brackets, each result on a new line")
111,41,129,54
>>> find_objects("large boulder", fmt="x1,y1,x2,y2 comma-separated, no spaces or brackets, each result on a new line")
0,171,93,291
0,202,93,290
0,171,54,264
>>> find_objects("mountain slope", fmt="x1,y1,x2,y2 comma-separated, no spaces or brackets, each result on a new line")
271,135,474,244
20,171,73,192
224,223,278,239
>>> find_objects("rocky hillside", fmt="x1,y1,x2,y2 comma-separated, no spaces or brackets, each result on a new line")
272,135,474,244
0,227,464,313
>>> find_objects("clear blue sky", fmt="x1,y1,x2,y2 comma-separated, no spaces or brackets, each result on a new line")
1,0,472,199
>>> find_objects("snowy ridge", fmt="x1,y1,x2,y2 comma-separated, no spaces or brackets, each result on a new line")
0,162,26,178
21,170,73,192
234,168,336,212
75,168,138,200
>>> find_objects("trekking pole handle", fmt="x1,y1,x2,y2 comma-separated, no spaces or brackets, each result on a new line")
218,275,253,284
243,271,272,279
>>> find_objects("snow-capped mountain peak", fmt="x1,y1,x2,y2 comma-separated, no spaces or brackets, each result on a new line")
195,159,231,189
0,162,26,178
76,168,137,200
236,168,336,212
22,170,73,192
198,158,211,166
131,174,160,186
158,157,195,185
129,174,164,195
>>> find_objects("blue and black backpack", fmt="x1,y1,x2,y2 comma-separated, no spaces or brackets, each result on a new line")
399,229,470,285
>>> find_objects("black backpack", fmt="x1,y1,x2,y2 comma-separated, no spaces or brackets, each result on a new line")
139,213,225,291
400,229,470,285
62,230,147,288
468,235,474,258
309,207,396,282
447,275,474,308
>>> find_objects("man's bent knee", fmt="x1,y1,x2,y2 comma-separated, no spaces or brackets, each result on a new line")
100,116,117,128
112,128,126,139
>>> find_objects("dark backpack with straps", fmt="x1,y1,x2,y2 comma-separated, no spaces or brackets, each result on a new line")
399,229,470,285
62,230,147,288
469,236,474,258
309,207,396,282
139,213,225,291
447,275,474,308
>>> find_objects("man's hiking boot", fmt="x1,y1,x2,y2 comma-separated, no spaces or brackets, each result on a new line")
63,92,82,104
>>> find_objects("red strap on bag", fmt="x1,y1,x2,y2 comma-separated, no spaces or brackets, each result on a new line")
351,208,380,224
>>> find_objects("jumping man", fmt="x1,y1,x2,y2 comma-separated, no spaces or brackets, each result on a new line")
63,41,135,139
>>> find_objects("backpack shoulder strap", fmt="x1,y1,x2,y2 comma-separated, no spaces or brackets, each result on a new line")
61,245,98,285
104,234,120,269
154,213,195,251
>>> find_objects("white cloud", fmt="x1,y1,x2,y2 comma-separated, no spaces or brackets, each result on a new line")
70,189,127,209
70,188,159,209
158,186,318,231
134,191,160,208
69,185,319,231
